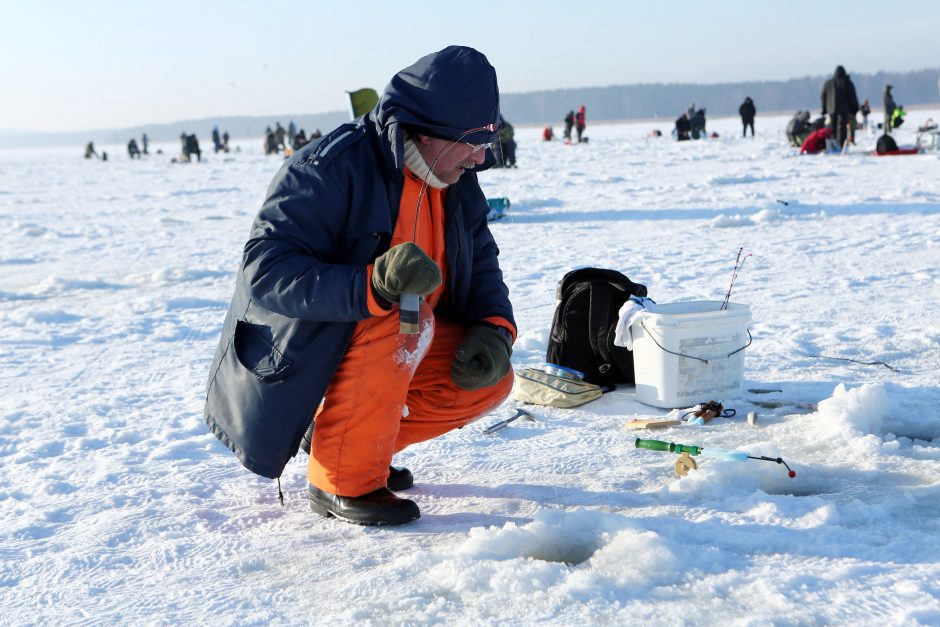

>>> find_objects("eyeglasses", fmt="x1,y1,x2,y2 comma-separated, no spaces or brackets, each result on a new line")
452,123,497,154
463,141,495,153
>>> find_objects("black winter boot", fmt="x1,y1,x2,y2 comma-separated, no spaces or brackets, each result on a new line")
387,465,414,491
308,485,420,526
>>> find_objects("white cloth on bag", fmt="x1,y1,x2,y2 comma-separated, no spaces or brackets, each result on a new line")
614,296,658,350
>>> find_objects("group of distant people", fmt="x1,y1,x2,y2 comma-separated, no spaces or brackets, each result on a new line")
786,111,819,147
674,102,711,140
560,106,587,142
264,121,322,155
87,130,218,162
662,65,908,155
85,66,919,166
175,128,231,162
84,141,106,160
85,126,238,163
85,134,148,161
882,85,906,132
264,123,286,154
540,106,587,147
211,127,231,154
127,134,149,158
794,66,905,155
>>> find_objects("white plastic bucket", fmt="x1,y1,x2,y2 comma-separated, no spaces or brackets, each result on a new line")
630,301,751,408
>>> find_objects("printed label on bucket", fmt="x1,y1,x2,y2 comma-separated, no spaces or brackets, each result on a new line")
677,331,746,399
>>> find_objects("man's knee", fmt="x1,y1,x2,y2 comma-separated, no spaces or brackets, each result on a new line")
480,369,514,408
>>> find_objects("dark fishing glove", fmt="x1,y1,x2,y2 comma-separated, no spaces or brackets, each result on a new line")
371,242,442,305
451,325,513,390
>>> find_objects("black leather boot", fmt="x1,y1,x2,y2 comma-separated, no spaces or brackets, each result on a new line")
387,465,414,491
308,485,420,526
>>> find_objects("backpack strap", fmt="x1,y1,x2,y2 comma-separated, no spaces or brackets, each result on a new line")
586,281,615,376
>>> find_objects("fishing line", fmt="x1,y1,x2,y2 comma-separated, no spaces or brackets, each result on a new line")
410,123,497,242
747,455,796,477
399,123,496,334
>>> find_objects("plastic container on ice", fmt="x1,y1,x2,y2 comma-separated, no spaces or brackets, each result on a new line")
630,301,751,408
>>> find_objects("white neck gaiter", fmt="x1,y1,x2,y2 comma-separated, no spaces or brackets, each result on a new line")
403,137,449,189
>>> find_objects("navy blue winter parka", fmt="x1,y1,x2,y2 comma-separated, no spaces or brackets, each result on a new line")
204,46,515,479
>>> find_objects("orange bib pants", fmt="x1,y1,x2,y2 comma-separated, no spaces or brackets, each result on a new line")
306,172,513,496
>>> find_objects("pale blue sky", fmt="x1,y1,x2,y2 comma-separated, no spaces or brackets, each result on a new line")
2,0,938,132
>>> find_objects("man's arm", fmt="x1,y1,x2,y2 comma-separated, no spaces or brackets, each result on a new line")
241,162,372,322
464,215,516,340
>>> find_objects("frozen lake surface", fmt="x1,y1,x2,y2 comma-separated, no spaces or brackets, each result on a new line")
1,111,939,624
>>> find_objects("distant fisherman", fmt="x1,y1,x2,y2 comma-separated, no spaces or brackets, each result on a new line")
575,105,586,142
820,65,859,148
739,97,756,137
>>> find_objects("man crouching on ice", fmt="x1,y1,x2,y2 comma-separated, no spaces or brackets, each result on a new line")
204,46,515,526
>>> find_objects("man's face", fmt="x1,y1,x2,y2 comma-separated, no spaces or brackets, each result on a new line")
415,135,487,185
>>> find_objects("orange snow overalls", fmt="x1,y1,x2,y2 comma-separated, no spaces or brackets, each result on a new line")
307,170,515,497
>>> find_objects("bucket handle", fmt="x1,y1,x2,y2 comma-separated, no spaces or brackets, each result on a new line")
638,321,752,364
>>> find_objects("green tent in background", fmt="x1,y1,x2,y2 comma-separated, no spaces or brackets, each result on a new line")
348,88,379,119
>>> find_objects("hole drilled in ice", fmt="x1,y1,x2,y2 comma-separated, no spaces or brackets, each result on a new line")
523,535,601,566
460,509,622,566
759,469,926,504
759,473,838,497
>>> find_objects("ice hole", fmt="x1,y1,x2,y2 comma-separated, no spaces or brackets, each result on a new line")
521,536,602,566
758,474,838,497
886,428,939,443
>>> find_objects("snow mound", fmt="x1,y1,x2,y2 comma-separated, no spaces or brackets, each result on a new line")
795,384,892,464
815,383,889,439
710,208,787,228
436,508,683,600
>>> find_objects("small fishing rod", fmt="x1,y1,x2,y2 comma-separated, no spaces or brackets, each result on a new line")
635,438,796,478
721,247,752,310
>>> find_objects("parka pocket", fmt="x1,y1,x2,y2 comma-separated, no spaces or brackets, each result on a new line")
349,231,389,263
233,319,293,381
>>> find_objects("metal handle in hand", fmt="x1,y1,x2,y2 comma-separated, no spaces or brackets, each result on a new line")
399,292,419,334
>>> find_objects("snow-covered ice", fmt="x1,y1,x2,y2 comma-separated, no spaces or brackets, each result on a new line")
1,112,939,625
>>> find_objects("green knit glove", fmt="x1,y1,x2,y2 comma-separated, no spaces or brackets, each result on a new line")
451,325,512,391
371,242,442,304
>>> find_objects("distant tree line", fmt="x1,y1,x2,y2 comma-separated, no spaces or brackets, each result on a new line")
2,68,938,149
501,68,940,125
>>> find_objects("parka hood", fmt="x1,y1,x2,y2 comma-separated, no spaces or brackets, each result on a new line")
376,46,501,147
833,65,847,80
